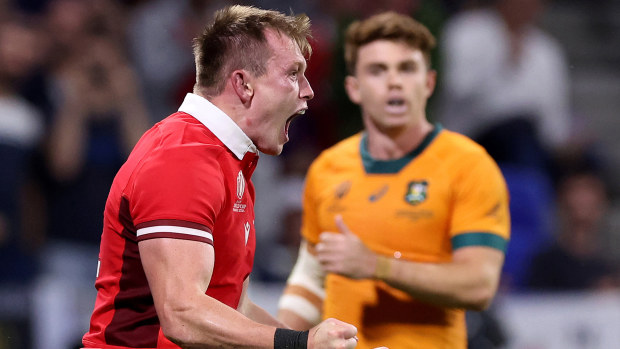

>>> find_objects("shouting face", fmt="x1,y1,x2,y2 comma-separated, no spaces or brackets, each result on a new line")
243,29,314,155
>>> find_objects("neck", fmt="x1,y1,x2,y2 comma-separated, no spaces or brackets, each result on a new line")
197,90,246,127
364,119,433,160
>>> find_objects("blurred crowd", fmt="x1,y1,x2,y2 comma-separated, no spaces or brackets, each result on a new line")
0,0,618,348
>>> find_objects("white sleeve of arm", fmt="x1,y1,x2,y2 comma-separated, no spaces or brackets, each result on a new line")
278,240,326,325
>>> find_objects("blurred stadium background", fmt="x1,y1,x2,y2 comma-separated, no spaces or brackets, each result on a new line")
0,0,619,348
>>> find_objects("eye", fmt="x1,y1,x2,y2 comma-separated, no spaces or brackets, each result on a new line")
400,62,417,73
367,65,385,76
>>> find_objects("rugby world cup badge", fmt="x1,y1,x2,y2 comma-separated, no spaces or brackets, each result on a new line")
233,170,247,212
405,180,428,205
237,170,245,200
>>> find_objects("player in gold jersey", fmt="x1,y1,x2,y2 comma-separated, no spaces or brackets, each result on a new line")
278,11,510,349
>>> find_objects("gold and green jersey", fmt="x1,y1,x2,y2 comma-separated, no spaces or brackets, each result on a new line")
301,125,510,349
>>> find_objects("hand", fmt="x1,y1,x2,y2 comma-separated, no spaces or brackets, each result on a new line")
316,215,377,279
308,318,358,349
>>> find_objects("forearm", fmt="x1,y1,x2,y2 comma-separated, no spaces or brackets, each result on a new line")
375,248,504,310
165,295,357,349
160,293,276,348
240,299,286,328
315,219,504,310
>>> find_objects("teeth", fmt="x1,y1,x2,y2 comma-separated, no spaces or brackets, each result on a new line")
297,109,306,115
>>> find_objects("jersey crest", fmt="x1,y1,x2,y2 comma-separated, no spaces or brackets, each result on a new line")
405,180,428,205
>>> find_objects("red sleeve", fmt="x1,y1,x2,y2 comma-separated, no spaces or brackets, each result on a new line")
130,144,225,244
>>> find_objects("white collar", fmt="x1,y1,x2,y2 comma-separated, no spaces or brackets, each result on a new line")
178,93,257,160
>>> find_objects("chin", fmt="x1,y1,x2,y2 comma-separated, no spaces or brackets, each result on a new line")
257,145,284,156
378,122,408,133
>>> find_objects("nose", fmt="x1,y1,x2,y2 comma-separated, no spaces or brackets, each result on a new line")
387,70,402,89
300,75,314,100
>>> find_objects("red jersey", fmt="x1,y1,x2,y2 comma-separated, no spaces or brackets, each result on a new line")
83,93,259,349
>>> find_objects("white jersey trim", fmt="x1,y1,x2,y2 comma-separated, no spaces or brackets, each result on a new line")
137,225,214,241
178,93,257,160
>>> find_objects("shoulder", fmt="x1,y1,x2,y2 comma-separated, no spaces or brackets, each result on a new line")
155,112,227,157
127,128,229,220
157,112,222,143
308,134,361,174
133,114,229,187
432,129,503,178
434,129,490,160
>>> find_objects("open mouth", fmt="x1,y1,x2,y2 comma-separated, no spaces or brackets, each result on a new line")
285,108,307,136
387,98,405,106
386,98,406,114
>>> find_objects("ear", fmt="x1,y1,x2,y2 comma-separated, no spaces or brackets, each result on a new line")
425,69,437,99
232,70,254,104
344,75,361,105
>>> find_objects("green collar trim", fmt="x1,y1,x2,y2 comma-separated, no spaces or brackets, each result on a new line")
360,124,442,174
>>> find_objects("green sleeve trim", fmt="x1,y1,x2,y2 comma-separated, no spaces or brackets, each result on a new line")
451,232,508,253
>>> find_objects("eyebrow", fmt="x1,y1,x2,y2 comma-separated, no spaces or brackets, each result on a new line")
364,62,387,70
363,59,418,70
399,60,418,69
290,59,307,72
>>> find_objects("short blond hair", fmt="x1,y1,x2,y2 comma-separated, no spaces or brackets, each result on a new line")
193,5,312,96
344,11,435,75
